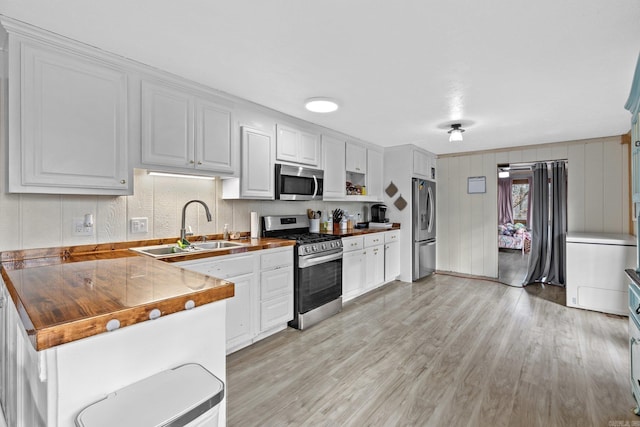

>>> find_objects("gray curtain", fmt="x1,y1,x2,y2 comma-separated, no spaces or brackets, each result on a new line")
546,161,567,285
526,176,533,226
498,177,513,224
524,163,549,285
523,161,567,286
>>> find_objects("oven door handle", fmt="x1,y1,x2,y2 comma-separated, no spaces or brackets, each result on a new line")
299,251,343,268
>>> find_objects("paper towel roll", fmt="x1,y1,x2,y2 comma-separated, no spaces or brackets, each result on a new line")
250,212,259,238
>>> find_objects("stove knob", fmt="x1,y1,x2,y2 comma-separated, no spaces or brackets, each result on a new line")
312,245,318,252
331,242,336,248
322,243,327,250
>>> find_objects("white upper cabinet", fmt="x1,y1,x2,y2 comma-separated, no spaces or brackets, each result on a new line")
322,135,346,199
222,126,273,199
4,20,131,195
276,124,320,167
140,79,235,175
413,149,436,181
346,143,367,174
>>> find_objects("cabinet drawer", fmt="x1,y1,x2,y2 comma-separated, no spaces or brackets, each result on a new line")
261,293,293,331
261,267,293,300
178,254,253,279
364,233,384,247
385,230,400,243
261,248,293,270
342,236,364,252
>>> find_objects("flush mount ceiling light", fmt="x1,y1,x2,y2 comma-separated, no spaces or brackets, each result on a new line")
304,97,339,113
448,123,465,142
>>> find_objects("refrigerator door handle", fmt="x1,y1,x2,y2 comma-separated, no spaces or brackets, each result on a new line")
427,186,434,234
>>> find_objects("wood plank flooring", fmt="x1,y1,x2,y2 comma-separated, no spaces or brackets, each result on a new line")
498,248,529,287
227,274,634,426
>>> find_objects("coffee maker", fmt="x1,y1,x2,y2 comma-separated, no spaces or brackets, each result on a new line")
371,204,387,223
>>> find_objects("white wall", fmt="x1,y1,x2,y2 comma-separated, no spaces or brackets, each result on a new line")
436,136,630,279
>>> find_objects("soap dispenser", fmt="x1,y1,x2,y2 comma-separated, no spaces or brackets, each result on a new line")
223,224,230,240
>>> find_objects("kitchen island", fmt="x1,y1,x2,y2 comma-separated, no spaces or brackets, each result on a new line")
0,237,293,427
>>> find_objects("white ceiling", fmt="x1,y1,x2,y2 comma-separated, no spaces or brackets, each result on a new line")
1,1,640,155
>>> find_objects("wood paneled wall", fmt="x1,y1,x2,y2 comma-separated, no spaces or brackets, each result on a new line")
436,136,629,279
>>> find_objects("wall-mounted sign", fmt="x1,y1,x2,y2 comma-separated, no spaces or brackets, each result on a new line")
467,176,486,194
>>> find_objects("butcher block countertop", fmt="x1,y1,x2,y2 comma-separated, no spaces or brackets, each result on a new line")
0,236,294,351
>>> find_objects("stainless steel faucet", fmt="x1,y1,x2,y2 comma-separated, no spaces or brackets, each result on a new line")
180,200,213,243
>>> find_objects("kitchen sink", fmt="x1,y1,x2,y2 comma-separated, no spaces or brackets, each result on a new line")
191,240,245,250
130,240,248,258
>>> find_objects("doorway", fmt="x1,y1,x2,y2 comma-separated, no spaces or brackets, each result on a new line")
497,164,532,287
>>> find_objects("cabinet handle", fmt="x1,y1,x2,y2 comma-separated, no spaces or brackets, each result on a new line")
189,160,195,164
636,304,640,315
636,140,640,147
120,179,126,184
197,161,202,165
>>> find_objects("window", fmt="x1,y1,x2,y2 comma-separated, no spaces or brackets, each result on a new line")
511,179,530,224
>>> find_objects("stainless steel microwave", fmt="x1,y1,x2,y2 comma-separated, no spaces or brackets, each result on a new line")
275,164,324,201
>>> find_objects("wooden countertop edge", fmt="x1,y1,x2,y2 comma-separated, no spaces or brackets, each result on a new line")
32,283,234,351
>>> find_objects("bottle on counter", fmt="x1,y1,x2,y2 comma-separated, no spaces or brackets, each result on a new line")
223,224,230,240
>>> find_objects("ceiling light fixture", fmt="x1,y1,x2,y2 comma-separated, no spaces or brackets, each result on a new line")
498,171,510,178
448,123,465,142
305,97,339,113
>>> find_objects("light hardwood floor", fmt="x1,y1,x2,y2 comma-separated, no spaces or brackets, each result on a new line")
498,248,529,287
227,274,634,426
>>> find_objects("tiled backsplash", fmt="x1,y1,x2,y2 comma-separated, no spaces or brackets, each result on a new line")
0,168,368,251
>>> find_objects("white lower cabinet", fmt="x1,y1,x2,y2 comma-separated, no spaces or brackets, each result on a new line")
342,239,366,302
177,246,293,354
364,233,385,291
259,249,294,334
384,230,401,282
225,273,255,351
342,231,400,302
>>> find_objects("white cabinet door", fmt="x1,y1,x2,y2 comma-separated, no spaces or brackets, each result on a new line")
240,126,273,198
261,294,293,332
365,245,385,290
342,249,365,302
276,124,320,166
300,131,321,166
413,150,431,179
346,143,367,173
322,135,346,199
195,99,234,173
225,273,255,352
385,241,401,282
367,149,383,199
141,79,235,174
141,80,193,168
10,40,130,194
275,125,299,163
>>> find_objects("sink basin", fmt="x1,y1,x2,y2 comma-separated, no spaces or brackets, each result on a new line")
191,240,245,250
130,241,247,258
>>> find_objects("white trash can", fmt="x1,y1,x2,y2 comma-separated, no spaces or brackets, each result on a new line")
75,363,224,427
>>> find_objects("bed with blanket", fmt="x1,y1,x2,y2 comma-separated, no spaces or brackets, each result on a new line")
498,223,531,254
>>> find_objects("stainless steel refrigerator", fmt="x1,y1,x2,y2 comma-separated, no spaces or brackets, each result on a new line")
413,178,436,280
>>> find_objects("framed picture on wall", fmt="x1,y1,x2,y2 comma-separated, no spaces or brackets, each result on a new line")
468,176,486,194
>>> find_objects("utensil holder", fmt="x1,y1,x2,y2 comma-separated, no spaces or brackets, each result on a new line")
309,218,320,233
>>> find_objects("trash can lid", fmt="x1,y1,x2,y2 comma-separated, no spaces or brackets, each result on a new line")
76,363,224,427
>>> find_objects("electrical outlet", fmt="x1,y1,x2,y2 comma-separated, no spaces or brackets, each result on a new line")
130,217,149,234
73,218,94,236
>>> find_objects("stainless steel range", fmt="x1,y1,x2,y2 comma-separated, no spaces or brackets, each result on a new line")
262,215,343,330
